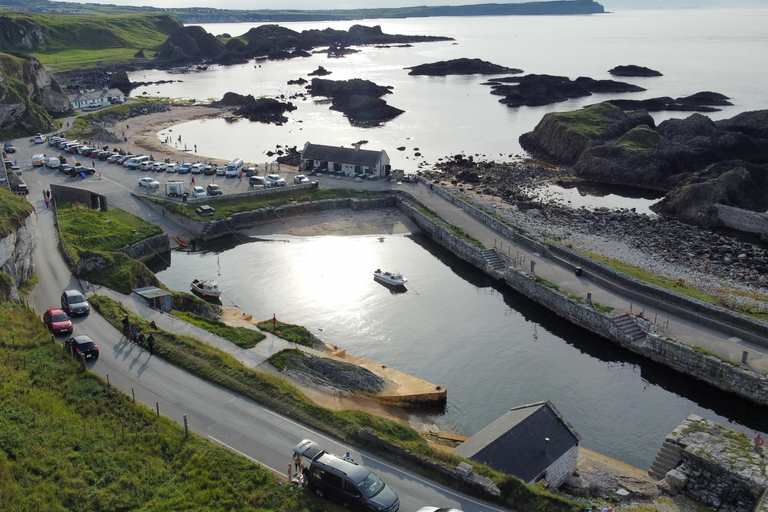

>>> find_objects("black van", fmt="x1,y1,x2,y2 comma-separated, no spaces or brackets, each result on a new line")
309,452,399,512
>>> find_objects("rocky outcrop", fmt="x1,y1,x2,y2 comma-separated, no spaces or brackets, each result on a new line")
0,210,37,303
308,78,403,126
608,65,662,77
608,92,732,113
485,74,644,108
155,26,227,63
307,66,330,76
406,58,522,76
519,102,655,164
0,52,70,132
214,92,296,124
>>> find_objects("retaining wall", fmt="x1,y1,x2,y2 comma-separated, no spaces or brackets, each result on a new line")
116,233,170,263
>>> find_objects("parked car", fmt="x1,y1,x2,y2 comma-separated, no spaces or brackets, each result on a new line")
45,157,61,168
225,165,239,178
116,155,134,165
249,176,270,188
177,163,192,174
244,167,258,176
60,289,90,316
139,177,160,188
97,151,113,160
308,452,399,512
64,335,99,361
107,154,123,163
4,142,15,153
206,183,222,196
139,161,153,171
78,146,93,155
416,508,463,512
59,164,73,175
48,137,63,146
191,185,206,198
203,164,216,175
266,174,286,187
44,308,73,335
72,166,96,176
152,161,167,171
166,164,179,173
216,165,226,176
294,174,310,184
67,144,81,154
34,133,44,144
191,163,205,174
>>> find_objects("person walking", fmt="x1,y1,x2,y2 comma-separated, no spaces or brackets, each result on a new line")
146,333,155,355
292,451,302,476
131,326,138,343
122,316,130,338
137,330,145,348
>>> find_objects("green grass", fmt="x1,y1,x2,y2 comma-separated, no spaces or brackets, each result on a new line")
256,319,313,347
0,301,338,511
446,224,485,248
172,311,266,349
152,188,391,221
555,102,622,138
269,348,303,370
615,125,663,152
592,301,614,314
0,187,34,239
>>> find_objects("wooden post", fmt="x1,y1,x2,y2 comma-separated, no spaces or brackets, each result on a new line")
106,373,110,386
156,402,160,417
131,388,135,404
183,414,189,438
80,353,86,370
288,464,293,481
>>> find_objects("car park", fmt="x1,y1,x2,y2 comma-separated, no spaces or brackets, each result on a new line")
139,177,160,188
266,174,286,186
308,452,399,512
60,289,90,316
64,335,99,361
44,308,73,335
206,183,222,196
249,176,270,188
294,174,310,184
191,185,206,198
4,142,15,153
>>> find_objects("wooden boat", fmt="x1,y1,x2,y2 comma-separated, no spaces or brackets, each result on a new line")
174,235,188,248
373,269,407,286
191,278,221,298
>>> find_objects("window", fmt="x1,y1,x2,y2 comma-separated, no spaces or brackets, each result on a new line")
344,480,361,497
333,162,342,171
314,469,342,489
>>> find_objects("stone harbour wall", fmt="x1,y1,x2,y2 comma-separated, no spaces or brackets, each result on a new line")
116,233,170,263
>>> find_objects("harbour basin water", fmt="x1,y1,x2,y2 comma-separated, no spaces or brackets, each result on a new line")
151,232,768,470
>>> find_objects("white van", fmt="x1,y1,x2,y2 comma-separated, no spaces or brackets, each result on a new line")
45,157,61,168
226,158,244,175
124,155,151,169
32,154,46,167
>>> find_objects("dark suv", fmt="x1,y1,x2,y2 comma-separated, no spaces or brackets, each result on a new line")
309,453,399,512
61,289,90,316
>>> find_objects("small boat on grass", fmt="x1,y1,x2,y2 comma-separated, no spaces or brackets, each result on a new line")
373,269,407,286
191,278,221,298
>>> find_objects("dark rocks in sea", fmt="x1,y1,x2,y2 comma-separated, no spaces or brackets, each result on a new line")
287,77,308,85
213,92,296,125
608,65,662,77
276,146,302,166
608,92,732,113
154,23,452,65
406,58,522,76
485,74,644,108
308,66,331,76
308,78,403,126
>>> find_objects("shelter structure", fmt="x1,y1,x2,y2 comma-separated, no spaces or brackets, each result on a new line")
133,286,172,312
300,141,391,178
452,401,580,489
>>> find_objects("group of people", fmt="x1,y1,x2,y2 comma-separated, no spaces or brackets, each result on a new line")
291,450,355,488
122,315,156,354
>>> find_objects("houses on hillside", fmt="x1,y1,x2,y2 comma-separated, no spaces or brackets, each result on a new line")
68,88,125,109
300,141,391,178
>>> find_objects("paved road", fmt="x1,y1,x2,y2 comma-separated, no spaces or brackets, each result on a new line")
17,133,508,512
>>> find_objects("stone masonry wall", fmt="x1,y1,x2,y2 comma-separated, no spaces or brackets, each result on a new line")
716,204,768,237
116,233,170,263
545,444,579,489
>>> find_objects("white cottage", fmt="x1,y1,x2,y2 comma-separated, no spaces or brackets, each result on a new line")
301,141,391,178
68,88,125,109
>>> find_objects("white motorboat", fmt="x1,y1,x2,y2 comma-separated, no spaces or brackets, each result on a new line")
373,269,407,286
191,278,221,298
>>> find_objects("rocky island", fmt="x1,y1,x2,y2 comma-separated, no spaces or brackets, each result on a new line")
484,74,645,108
607,91,732,112
406,58,522,76
213,92,297,124
308,78,403,126
608,64,663,77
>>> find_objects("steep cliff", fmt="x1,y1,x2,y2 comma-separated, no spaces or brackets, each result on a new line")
0,52,70,132
0,189,37,303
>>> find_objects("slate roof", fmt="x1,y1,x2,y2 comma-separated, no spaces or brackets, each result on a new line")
68,88,124,103
452,401,580,483
301,143,384,167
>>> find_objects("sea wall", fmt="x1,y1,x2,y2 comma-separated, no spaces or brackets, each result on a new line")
116,233,170,263
396,193,768,406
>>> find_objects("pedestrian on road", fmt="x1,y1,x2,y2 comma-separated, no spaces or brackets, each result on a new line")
131,326,138,343
44,197,49,209
122,316,130,336
292,451,302,474
137,330,145,347
92,160,95,168
147,333,155,355
191,176,195,185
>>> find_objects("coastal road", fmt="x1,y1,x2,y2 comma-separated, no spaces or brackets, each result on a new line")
20,135,508,512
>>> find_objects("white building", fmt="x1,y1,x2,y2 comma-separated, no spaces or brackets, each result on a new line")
300,141,391,178
68,88,125,109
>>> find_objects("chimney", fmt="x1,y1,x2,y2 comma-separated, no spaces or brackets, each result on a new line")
543,437,550,453
353,143,361,152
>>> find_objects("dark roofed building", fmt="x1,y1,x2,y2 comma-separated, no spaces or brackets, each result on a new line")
452,400,580,489
301,141,391,178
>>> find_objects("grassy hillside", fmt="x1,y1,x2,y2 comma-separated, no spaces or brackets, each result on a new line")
0,301,338,511
0,12,181,70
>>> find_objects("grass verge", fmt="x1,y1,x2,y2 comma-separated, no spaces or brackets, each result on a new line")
256,319,313,346
172,310,266,348
0,301,337,511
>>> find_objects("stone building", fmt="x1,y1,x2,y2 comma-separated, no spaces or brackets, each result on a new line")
300,141,391,178
68,88,125,109
452,400,581,489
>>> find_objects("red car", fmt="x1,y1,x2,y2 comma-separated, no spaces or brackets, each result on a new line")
44,308,74,335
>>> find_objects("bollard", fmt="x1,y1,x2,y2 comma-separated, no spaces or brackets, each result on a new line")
132,388,135,404
288,464,292,481
106,374,110,386
80,353,86,371
183,414,189,438
156,402,160,417
530,260,536,274
742,351,749,364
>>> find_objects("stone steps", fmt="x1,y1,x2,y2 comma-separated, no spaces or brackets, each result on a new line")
612,314,646,341
648,440,683,481
481,249,506,271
